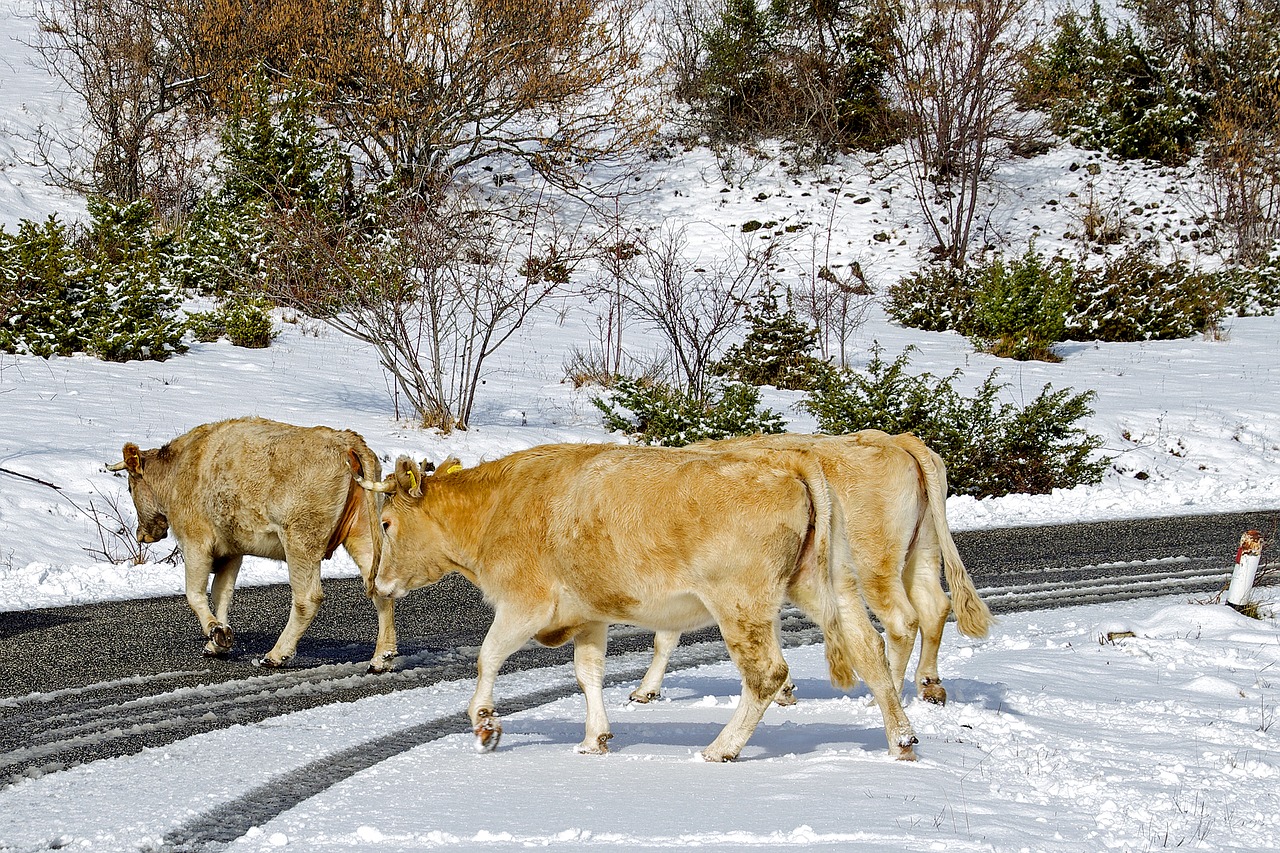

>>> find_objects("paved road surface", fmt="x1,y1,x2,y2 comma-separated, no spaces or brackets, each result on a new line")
2,508,1277,789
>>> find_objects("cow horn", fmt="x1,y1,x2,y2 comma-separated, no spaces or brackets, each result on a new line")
106,460,128,472
355,474,396,493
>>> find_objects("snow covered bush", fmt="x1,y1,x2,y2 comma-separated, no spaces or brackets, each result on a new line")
888,247,1226,350
801,346,1108,498
185,294,278,348
594,377,785,446
711,286,835,389
1020,2,1201,165
0,200,187,362
1066,246,1222,341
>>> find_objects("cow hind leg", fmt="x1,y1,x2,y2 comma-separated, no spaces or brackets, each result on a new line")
702,610,790,762
573,622,613,754
904,544,952,705
258,554,324,668
631,629,679,703
632,627,795,707
789,578,918,760
855,556,920,697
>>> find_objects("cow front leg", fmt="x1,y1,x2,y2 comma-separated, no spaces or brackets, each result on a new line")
182,553,232,656
631,629,679,703
343,534,398,672
257,554,324,668
368,593,399,674
573,622,612,754
469,605,547,753
206,555,242,655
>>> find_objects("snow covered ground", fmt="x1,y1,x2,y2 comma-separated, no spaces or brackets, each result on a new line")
2,595,1278,851
3,0,1280,848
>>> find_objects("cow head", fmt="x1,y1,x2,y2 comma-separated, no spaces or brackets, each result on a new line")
355,456,461,599
106,442,170,543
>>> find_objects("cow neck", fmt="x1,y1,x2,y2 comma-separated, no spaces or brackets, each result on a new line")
421,467,502,576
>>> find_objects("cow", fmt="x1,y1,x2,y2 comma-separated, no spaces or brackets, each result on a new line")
357,443,920,762
106,417,398,672
629,431,992,707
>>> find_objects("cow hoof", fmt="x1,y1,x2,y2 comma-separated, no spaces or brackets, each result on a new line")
367,656,397,674
893,735,920,761
774,683,797,706
576,733,613,755
202,643,230,658
204,623,234,656
700,748,738,763
628,689,659,704
920,679,947,706
253,654,292,669
473,710,502,753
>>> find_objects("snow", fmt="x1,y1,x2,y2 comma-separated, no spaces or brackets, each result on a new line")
2,0,1280,848
2,597,1278,851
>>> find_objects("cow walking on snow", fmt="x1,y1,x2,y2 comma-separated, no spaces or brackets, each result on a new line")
107,417,398,671
630,430,993,707
358,443,919,762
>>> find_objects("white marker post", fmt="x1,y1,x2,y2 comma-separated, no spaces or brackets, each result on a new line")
1226,530,1264,611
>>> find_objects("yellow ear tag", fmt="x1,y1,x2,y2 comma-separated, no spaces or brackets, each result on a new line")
446,463,463,474
407,469,419,493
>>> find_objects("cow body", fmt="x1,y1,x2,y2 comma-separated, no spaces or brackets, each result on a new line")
109,417,397,671
632,431,992,706
364,443,918,761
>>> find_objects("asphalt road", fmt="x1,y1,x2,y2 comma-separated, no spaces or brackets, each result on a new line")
2,508,1277,788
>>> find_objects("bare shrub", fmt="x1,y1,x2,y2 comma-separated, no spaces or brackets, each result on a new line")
622,226,770,401
187,0,657,197
265,188,582,431
30,0,208,216
880,0,1042,266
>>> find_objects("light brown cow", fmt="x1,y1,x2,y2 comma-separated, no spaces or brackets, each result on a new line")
358,443,919,762
107,417,398,671
631,430,992,707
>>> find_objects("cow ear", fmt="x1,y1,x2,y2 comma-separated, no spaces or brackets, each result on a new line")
123,443,143,475
393,457,425,498
436,456,464,476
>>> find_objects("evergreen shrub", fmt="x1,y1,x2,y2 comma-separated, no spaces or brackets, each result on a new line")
593,377,786,447
0,200,187,362
887,247,1229,352
801,346,1109,498
712,286,835,389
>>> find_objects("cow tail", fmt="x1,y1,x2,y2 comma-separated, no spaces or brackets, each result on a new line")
900,435,993,638
801,454,858,691
349,446,384,598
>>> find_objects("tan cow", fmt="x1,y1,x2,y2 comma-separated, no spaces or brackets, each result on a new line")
358,443,919,762
107,417,398,671
631,431,992,707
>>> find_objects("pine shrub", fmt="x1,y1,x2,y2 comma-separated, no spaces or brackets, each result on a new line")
186,293,278,348
1021,2,1202,165
969,246,1073,361
885,265,975,334
888,247,1228,350
712,286,835,389
593,377,786,447
0,201,187,362
1065,247,1222,341
801,346,1108,498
